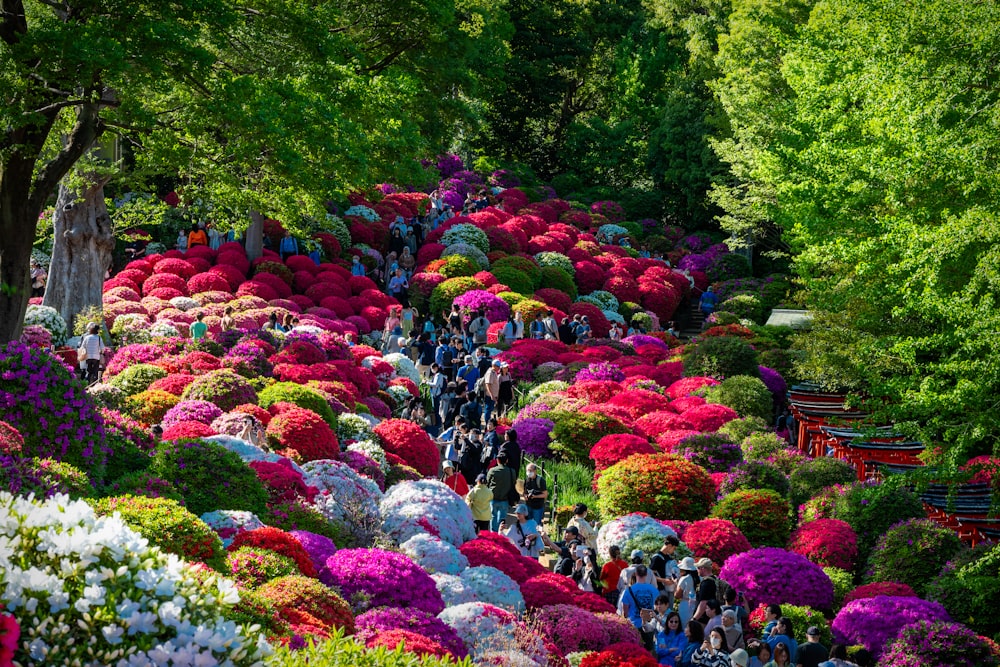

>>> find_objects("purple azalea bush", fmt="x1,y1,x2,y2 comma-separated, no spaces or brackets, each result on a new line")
161,400,224,428
512,418,555,458
436,154,464,179
832,596,951,658
720,547,834,610
322,548,446,615
574,362,626,383
758,366,787,402
0,341,108,470
622,334,670,350
452,290,510,323
877,620,998,667
289,529,338,575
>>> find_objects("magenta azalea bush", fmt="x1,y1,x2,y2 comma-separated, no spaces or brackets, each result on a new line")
512,418,555,458
832,595,951,658
452,290,510,322
876,620,999,667
530,604,611,655
719,547,834,610
322,547,445,615
354,606,468,659
160,400,224,428
575,362,626,383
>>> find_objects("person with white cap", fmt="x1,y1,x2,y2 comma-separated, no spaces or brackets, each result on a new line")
676,556,700,626
618,549,658,591
441,460,468,496
505,504,541,558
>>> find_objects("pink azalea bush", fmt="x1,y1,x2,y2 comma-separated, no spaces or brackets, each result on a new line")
322,547,445,615
832,595,950,658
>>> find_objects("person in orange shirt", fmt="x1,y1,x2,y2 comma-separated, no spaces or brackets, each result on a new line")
601,545,628,607
187,223,208,249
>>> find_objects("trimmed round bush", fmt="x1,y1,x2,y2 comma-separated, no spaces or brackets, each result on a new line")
597,453,715,521
717,416,770,443
719,460,789,497
91,495,227,570
539,266,577,300
226,546,300,588
877,620,999,667
720,547,834,610
109,363,168,396
788,457,857,510
258,382,337,428
789,518,858,571
866,518,963,596
704,375,774,422
182,369,258,412
322,548,445,615
711,489,790,547
829,482,926,566
832,595,951,658
683,518,752,567
255,575,355,635
148,438,268,516
741,431,794,462
682,336,760,380
927,542,1000,640
125,389,180,426
429,277,485,316
266,407,340,462
546,410,629,462
589,434,656,472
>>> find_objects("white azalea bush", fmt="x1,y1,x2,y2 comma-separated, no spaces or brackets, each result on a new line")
380,480,476,547
431,573,477,607
399,533,469,575
23,304,69,347
0,493,271,666
459,565,525,613
335,413,375,444
596,512,679,561
346,439,389,474
380,353,420,385
302,460,383,544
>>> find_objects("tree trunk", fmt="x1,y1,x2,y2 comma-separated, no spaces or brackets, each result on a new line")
246,210,265,261
0,174,40,344
43,177,114,334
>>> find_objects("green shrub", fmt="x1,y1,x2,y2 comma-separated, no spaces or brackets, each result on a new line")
436,254,479,278
182,369,258,412
707,311,741,326
258,382,336,428
100,470,185,502
788,457,857,510
866,518,963,596
830,481,926,567
683,336,760,380
759,277,792,312
717,416,770,443
226,588,287,637
148,439,268,516
101,432,153,485
108,363,168,396
720,294,764,324
707,253,752,282
711,489,790,547
124,388,180,425
91,495,227,570
545,410,629,462
719,461,790,497
32,458,92,497
927,542,1000,640
823,566,854,611
490,266,534,296
539,266,577,301
742,432,793,462
266,628,471,666
227,546,300,588
429,276,485,315
674,433,743,473
704,376,774,422
493,255,541,287
758,348,799,383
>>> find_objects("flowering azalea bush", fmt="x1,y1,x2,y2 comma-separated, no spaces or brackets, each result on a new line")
832,595,950,658
355,607,468,659
674,433,743,473
373,419,439,477
512,418,556,458
380,479,476,547
322,547,445,615
596,513,679,562
597,454,715,521
255,574,354,636
302,460,382,545
866,518,963,596
719,460,789,497
531,604,611,656
547,410,629,462
400,533,469,575
720,547,834,610
876,620,998,667
0,493,269,666
200,509,266,548
458,565,525,613
589,434,656,471
682,519,752,567
710,489,790,547
23,304,68,346
788,519,858,571
160,399,224,428
266,407,340,462
226,546,300,588
181,369,259,412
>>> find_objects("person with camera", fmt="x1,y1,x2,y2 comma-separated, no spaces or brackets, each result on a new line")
237,415,267,450
505,504,542,558
692,626,732,667
619,565,660,651
522,462,547,525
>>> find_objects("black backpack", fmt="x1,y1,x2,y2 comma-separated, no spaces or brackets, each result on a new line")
441,347,454,368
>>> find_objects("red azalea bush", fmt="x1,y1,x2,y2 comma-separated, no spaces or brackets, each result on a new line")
788,519,858,571
597,454,715,520
373,419,439,478
228,526,317,578
255,575,354,635
148,373,198,396
711,489,791,547
842,581,917,607
520,572,579,609
580,647,658,667
459,538,531,584
589,434,656,472
666,376,719,399
0,420,24,454
683,518,752,568
265,407,340,462
605,390,671,420
365,629,450,659
250,460,317,504
566,380,623,405
654,429,702,452
633,411,683,439
161,421,216,440
681,403,739,432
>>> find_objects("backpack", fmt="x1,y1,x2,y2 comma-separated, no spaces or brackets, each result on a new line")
472,318,488,342
701,575,731,605
441,347,454,368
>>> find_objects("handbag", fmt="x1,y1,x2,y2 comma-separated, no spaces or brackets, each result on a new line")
77,341,88,363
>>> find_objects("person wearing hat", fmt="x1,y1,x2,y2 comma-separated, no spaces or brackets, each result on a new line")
441,460,469,496
482,359,502,422
676,556,700,626
794,627,827,667
730,648,750,667
694,557,720,621
618,564,660,651
456,354,479,388
465,473,492,533
618,550,658,591
722,609,745,650
566,502,598,550
505,504,541,558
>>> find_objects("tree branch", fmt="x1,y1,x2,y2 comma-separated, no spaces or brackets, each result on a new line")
29,103,103,211
29,96,119,116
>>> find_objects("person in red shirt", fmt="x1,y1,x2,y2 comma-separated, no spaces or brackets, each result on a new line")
442,461,469,496
600,545,628,606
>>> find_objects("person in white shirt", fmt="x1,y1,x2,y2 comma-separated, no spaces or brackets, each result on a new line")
505,504,541,558
619,550,658,591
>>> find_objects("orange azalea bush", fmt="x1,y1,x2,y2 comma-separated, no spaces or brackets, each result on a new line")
596,453,715,520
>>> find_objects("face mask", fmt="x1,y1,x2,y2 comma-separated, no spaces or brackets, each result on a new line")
710,636,722,649
527,472,536,479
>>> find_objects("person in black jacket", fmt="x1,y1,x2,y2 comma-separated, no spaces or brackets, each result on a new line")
458,428,483,486
499,426,521,474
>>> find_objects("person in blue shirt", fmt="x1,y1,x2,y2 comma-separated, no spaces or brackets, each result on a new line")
762,617,797,663
619,565,660,651
678,620,705,667
650,608,687,666
699,285,719,317
351,255,366,276
456,354,480,389
279,231,298,260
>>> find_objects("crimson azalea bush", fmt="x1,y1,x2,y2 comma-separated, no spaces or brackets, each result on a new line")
843,581,917,607
682,518,752,567
91,495,227,570
255,575,355,636
865,518,963,596
322,548,445,615
365,629,450,659
877,620,1000,667
589,434,656,471
580,646,658,667
596,453,715,521
680,403,739,432
373,419,439,478
719,547,834,610
788,518,858,571
711,489,790,547
228,526,318,578
266,407,340,462
519,572,579,610
832,595,951,658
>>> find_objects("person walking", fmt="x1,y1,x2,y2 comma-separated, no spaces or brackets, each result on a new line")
79,322,105,384
486,452,516,532
465,473,492,533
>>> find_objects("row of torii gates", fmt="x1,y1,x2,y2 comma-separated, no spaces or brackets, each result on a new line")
788,384,997,546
